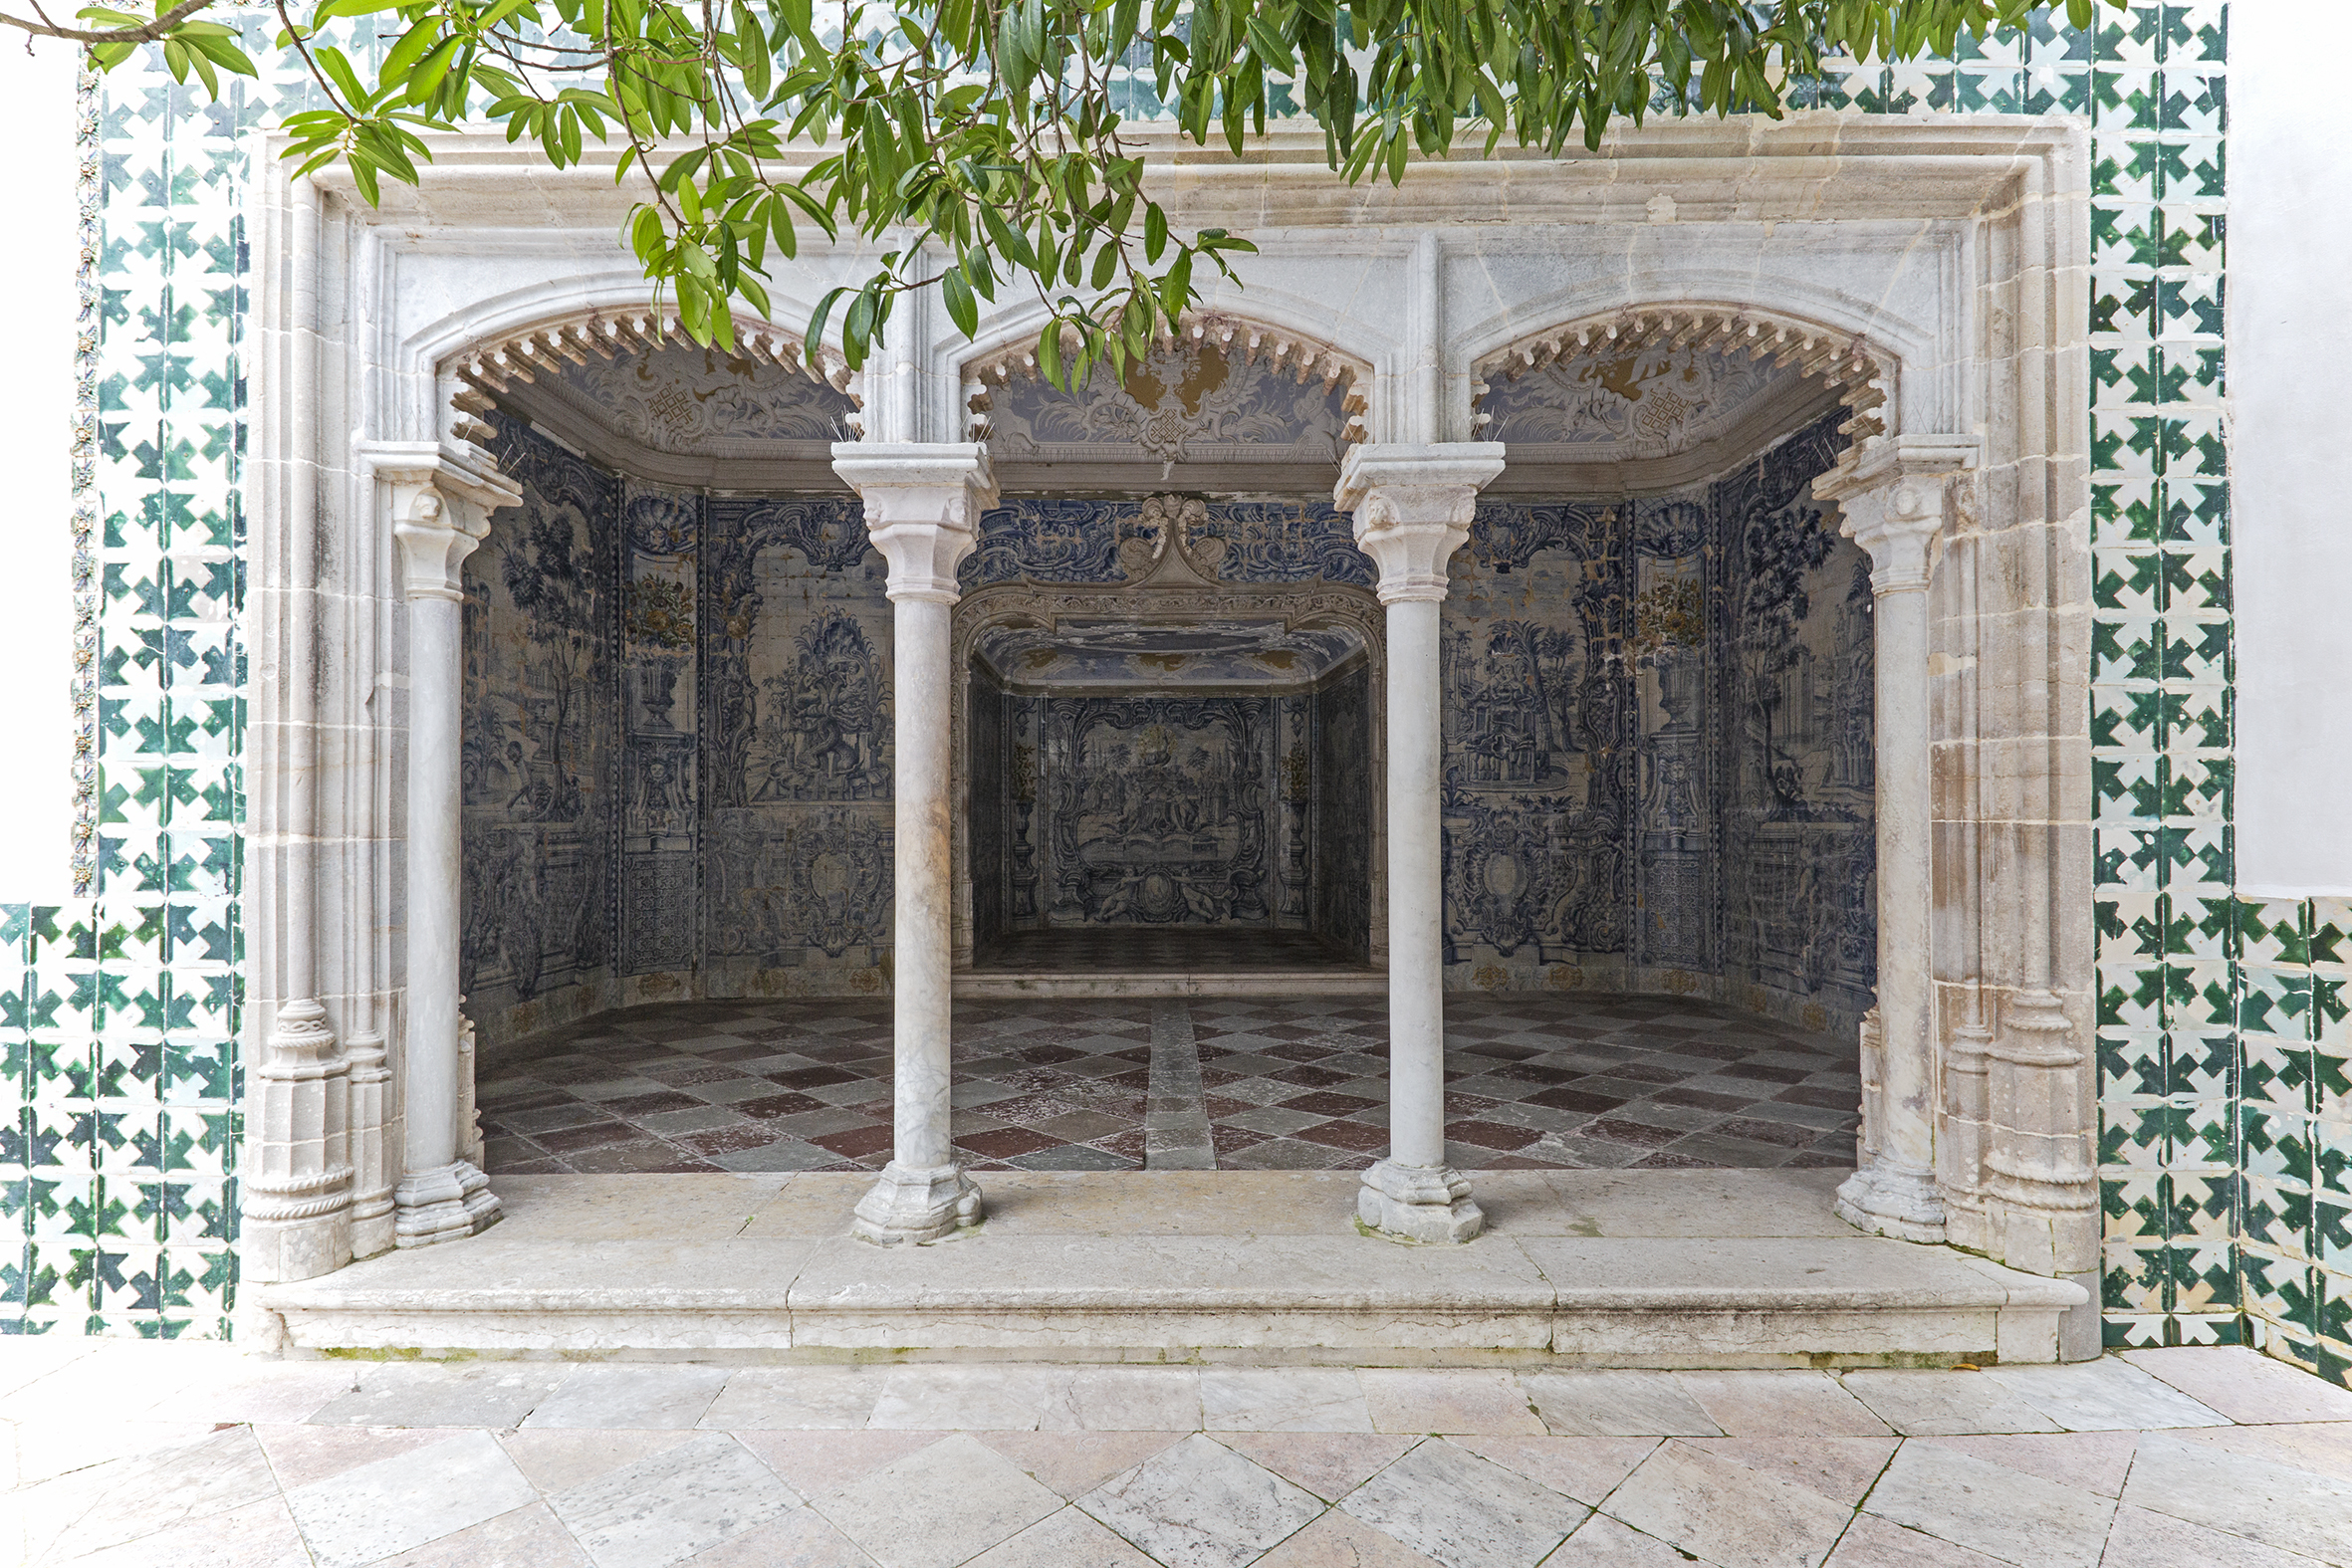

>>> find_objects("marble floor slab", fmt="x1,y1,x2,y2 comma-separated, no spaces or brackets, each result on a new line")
477,994,1859,1178
10,1345,2351,1567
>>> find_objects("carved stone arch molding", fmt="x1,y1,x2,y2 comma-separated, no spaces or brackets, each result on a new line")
948,500,1390,967
1469,303,1897,453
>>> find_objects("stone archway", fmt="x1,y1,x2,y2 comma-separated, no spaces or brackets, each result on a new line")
244,117,2093,1340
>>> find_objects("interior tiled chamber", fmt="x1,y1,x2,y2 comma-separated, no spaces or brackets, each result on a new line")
478,994,1860,1176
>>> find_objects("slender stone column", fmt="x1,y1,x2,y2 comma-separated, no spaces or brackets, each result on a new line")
1337,443,1504,1243
1817,449,1966,1243
833,443,999,1244
366,443,521,1248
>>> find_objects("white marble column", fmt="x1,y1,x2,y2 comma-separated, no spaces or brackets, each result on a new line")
1817,451,1963,1243
367,444,521,1248
832,443,999,1244
1337,442,1504,1243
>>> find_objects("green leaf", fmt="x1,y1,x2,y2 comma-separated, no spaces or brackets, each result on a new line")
941,263,979,338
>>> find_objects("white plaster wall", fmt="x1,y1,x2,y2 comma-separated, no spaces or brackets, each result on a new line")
0,41,81,899
2233,2,2352,895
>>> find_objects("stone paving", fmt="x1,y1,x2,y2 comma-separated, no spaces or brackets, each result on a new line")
479,994,1859,1177
7,1342,2352,1566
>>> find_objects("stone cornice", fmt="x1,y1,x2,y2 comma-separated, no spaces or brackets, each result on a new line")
285,114,2085,233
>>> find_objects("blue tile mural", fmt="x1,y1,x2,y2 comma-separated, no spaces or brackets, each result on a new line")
1443,409,1873,1038
1037,695,1282,928
461,419,621,1043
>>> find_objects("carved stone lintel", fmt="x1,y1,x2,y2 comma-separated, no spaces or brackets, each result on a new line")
851,1161,984,1245
393,1159,501,1248
832,443,998,602
1358,1159,1486,1244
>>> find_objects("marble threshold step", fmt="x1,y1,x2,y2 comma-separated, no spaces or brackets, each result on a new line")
257,1170,2085,1368
953,967,1386,998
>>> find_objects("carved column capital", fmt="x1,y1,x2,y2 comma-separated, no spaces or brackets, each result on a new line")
1814,435,1980,596
1335,443,1506,603
360,442,521,601
831,442,998,604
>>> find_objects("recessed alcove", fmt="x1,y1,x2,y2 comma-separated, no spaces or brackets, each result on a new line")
455,324,1880,1042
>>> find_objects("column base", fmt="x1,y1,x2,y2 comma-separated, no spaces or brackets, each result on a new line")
1357,1160,1485,1244
392,1160,502,1248
1835,1160,1947,1243
852,1162,984,1245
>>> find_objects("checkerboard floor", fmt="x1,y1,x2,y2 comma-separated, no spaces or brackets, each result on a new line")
972,925,1368,971
478,994,1859,1175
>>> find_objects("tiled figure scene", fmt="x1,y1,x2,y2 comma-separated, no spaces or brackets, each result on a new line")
11,1339,2352,1567
478,995,1859,1176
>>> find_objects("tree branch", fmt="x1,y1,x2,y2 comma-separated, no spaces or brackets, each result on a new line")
1,0,214,46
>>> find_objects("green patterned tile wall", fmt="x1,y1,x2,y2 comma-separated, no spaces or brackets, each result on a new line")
9,4,2316,1389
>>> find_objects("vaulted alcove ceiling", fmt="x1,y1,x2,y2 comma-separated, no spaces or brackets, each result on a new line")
454,321,861,492
1475,309,1888,498
967,316,1369,496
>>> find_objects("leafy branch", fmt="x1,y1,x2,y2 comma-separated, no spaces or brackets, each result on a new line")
30,0,2129,388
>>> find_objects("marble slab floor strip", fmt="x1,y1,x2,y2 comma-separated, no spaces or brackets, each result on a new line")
9,1344,2352,1567
475,994,1862,1177
1144,1001,1217,1170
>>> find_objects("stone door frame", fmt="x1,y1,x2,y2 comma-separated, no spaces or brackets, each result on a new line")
242,117,2094,1322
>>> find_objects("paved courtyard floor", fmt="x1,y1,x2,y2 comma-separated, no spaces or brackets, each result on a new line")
479,994,1859,1176
6,1342,2352,1566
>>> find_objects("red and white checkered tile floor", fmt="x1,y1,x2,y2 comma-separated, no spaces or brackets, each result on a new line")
480,994,1859,1176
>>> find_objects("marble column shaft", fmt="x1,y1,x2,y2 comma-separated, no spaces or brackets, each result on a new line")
375,446,519,1248
1822,462,1953,1243
1336,443,1504,1244
833,443,999,1244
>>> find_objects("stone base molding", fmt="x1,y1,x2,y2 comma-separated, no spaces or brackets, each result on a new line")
242,997,355,1283
1357,1159,1487,1245
392,1160,501,1249
850,1162,986,1246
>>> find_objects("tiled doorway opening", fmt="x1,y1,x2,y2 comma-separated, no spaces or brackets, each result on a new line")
477,994,1859,1177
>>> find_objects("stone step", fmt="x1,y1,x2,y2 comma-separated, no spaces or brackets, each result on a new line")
954,968,1386,998
255,1170,2087,1367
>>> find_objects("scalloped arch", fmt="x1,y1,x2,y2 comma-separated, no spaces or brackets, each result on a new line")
1470,303,1898,458
958,309,1375,446
443,307,859,450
